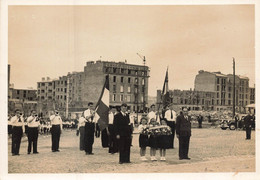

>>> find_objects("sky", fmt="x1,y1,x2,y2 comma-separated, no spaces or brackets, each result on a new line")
8,5,255,96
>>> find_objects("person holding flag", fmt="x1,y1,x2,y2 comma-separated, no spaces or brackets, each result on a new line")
83,102,96,155
164,104,176,149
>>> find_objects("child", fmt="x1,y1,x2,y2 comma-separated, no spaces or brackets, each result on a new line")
158,118,172,161
148,118,159,161
138,117,149,161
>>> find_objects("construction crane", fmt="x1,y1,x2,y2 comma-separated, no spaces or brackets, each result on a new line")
136,53,146,113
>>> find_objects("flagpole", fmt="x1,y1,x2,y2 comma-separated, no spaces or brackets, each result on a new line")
156,67,168,122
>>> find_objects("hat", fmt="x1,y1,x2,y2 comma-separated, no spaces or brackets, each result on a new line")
121,103,127,107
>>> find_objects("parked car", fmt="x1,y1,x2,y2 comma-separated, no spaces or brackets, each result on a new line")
220,114,255,130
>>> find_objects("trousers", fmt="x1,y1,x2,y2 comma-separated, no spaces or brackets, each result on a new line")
167,121,175,148
178,136,190,159
12,126,23,155
79,126,85,150
51,125,61,151
118,136,131,163
85,122,95,154
27,127,39,153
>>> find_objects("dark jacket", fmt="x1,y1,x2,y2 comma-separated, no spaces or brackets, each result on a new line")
176,115,191,137
113,112,132,137
244,115,253,127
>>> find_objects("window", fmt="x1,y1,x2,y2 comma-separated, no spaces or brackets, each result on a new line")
113,76,116,82
113,85,116,92
228,100,231,105
228,93,231,98
61,88,63,92
61,81,63,85
64,88,67,93
113,68,117,73
120,85,124,93
217,100,219,105
121,77,124,83
142,78,145,85
217,86,219,91
127,95,131,102
41,83,45,86
120,95,124,102
128,70,131,74
127,86,131,93
217,93,219,98
121,69,124,74
38,83,40,88
113,94,116,101
17,90,20,94
64,96,66,100
135,78,138,84
48,82,52,86
128,77,131,83
217,78,219,84
60,95,63,99
41,90,45,93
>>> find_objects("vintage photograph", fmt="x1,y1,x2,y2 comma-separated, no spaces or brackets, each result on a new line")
1,1,258,178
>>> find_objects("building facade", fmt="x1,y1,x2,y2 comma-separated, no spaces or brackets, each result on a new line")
36,60,150,117
157,89,216,111
194,70,251,112
249,86,255,104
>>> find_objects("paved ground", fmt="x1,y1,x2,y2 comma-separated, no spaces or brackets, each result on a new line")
8,128,255,173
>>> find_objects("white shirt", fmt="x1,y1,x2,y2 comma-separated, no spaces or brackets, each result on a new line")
78,117,86,127
138,124,148,133
108,112,114,125
27,116,40,128
164,109,176,122
50,115,63,127
84,109,96,123
147,111,157,122
11,115,24,127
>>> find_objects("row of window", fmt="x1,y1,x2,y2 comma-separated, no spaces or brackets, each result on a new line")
111,94,144,103
112,76,145,84
105,67,147,76
38,81,68,88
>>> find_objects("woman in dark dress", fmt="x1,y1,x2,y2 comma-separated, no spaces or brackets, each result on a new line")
148,118,159,161
158,119,172,161
138,117,149,161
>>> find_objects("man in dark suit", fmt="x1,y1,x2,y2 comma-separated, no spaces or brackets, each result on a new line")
114,103,132,164
176,108,191,160
244,111,253,140
197,114,203,128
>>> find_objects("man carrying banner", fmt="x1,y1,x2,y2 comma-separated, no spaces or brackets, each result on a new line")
106,106,118,154
83,102,96,155
164,104,176,149
114,103,133,164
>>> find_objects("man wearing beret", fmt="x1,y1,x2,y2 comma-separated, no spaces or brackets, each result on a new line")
176,108,191,160
114,103,132,164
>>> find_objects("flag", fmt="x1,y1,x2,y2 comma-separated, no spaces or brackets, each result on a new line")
162,68,170,108
93,75,110,131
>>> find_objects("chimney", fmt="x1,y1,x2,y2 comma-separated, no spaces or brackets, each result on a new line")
42,77,45,81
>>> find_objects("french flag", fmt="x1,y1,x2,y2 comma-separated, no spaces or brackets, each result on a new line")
94,75,110,131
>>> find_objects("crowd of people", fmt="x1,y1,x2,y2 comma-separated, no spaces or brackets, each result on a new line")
8,102,254,164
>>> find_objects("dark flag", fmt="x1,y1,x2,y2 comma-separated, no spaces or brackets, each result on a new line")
93,75,110,131
162,68,170,108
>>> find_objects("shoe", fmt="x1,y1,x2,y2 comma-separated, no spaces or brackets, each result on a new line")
56,150,60,152
184,157,191,160
141,156,148,161
52,150,56,152
125,161,131,163
160,157,166,161
89,153,94,155
33,152,39,154
119,162,124,164
27,152,31,154
179,158,184,160
151,156,157,161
